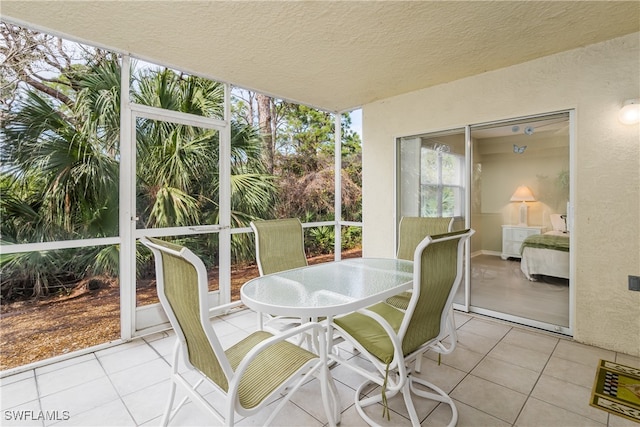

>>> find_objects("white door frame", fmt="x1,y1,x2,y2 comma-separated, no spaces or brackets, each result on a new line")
119,55,233,338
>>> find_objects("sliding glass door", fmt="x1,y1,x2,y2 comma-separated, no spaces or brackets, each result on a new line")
398,130,466,221
468,112,571,334
397,111,573,335
397,128,470,311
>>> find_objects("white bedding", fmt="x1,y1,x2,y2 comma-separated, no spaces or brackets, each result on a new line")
520,231,570,281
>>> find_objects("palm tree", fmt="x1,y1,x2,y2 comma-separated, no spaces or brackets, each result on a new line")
1,56,121,297
2,60,120,240
1,55,276,298
132,68,277,262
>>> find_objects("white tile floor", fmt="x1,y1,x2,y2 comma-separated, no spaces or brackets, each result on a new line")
1,308,639,427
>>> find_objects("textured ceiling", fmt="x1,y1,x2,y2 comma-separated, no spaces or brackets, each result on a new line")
2,1,639,112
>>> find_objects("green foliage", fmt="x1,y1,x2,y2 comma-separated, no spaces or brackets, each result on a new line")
307,226,335,255
304,225,362,256
341,226,362,250
1,28,363,300
274,106,362,224
1,57,121,244
0,249,78,299
1,51,276,298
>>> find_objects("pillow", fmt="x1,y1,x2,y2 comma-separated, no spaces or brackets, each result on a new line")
550,214,567,232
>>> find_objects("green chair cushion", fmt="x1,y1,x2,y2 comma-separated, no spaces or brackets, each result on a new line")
389,217,453,311
225,331,318,409
385,291,411,311
145,237,321,413
334,302,404,364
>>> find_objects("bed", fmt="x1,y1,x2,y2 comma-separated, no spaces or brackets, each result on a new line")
520,215,570,281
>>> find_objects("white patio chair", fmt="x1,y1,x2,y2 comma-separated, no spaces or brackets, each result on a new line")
140,236,339,426
331,229,474,427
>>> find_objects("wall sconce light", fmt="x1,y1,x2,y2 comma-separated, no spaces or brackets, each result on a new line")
510,185,536,226
619,99,640,125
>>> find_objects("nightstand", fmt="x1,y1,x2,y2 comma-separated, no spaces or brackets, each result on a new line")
501,225,545,260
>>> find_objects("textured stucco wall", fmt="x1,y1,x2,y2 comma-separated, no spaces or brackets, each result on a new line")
362,33,640,356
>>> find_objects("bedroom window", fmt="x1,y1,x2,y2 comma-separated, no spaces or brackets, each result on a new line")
397,129,466,220
420,147,464,217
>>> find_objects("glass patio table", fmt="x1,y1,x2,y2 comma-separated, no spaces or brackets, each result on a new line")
241,257,413,424
240,258,414,320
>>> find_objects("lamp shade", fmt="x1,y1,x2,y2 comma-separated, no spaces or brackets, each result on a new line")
510,185,535,202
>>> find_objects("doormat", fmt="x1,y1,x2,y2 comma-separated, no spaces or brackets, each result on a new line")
590,359,640,423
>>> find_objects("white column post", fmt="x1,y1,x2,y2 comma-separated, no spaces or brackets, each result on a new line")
334,113,342,261
118,54,134,340
218,84,232,305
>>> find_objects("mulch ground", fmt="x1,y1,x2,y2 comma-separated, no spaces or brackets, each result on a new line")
0,249,361,371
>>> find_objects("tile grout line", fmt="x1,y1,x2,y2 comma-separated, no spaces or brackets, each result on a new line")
511,336,561,426
93,347,141,426
435,317,515,425
129,339,174,427
42,352,117,427
32,368,45,427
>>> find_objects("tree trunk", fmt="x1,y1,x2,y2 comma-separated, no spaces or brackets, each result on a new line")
256,94,274,173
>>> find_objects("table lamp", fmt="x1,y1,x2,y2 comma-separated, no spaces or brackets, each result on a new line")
510,185,535,226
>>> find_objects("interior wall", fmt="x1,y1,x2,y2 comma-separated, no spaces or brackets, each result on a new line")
362,33,640,356
476,130,569,253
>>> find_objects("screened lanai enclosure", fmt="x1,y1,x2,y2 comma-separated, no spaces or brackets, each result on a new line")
0,26,363,370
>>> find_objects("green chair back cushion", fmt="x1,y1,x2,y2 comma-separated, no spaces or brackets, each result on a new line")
253,218,308,275
335,230,468,361
148,237,229,391
384,291,411,310
396,217,453,260
402,230,467,355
